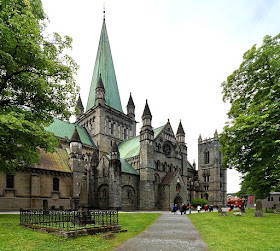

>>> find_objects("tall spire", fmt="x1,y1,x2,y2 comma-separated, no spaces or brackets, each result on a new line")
86,17,123,112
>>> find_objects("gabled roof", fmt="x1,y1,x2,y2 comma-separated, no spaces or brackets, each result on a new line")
86,18,123,112
35,148,71,173
45,118,95,147
118,126,164,159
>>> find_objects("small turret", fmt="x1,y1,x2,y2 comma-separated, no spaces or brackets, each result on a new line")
198,134,202,144
70,126,82,159
140,100,154,141
127,93,135,118
110,141,120,161
95,74,106,106
214,129,218,139
176,120,185,144
76,95,84,121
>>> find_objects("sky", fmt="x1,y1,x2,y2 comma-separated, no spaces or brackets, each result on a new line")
41,0,280,193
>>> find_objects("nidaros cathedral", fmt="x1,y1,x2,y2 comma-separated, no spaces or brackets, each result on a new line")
0,17,227,211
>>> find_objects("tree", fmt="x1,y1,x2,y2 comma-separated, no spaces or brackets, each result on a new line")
0,0,78,173
220,33,280,199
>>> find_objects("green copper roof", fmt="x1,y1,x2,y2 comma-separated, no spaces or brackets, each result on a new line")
86,18,123,112
119,126,165,159
120,159,139,175
106,154,139,175
45,118,95,147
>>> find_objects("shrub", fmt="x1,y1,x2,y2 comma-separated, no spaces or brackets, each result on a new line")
191,199,209,207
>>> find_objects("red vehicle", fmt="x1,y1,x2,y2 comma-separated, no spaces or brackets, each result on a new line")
227,197,245,207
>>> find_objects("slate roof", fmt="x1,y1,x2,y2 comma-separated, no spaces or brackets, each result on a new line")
160,172,176,185
45,118,95,147
35,148,71,173
86,18,123,112
118,125,165,159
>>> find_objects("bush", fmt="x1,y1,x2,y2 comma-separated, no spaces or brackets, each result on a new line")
191,199,209,207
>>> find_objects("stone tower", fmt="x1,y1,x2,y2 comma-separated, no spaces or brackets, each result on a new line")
197,130,227,206
139,100,155,210
127,93,135,119
76,17,136,154
176,120,188,175
69,127,86,208
109,141,122,209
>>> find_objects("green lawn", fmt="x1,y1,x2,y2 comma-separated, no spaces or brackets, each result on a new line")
188,209,280,251
0,213,160,251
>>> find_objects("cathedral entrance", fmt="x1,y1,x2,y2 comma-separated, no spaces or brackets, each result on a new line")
174,196,182,206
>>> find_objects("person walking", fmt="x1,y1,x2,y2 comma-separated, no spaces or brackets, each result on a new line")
197,205,201,213
179,204,185,215
183,203,187,214
172,204,178,214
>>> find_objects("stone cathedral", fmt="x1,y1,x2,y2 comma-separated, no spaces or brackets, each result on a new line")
0,18,227,211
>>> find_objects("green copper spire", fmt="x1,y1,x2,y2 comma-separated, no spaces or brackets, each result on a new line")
86,18,123,112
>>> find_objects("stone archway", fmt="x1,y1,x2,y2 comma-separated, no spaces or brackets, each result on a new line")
174,195,182,206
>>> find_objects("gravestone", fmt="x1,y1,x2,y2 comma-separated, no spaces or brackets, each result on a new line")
240,202,245,213
274,202,280,214
254,199,263,217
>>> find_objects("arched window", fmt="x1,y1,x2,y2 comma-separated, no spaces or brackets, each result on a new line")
6,175,14,189
111,123,114,135
205,193,209,200
127,190,131,198
103,189,107,198
204,150,210,164
53,177,59,191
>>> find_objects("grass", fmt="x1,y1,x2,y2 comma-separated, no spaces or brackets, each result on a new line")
0,213,160,251
188,209,280,251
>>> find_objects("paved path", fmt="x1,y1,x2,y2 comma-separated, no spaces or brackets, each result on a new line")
114,211,208,251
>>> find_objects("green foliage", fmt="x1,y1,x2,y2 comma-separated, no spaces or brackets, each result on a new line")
188,209,280,251
191,198,209,207
0,0,78,173
220,33,280,199
0,213,160,251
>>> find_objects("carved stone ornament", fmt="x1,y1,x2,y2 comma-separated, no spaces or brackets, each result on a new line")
163,143,171,156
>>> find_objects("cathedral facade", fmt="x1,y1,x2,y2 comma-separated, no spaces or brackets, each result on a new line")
0,18,227,211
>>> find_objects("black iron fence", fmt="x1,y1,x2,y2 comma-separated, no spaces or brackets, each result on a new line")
20,209,118,231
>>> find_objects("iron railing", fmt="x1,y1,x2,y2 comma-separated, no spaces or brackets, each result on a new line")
20,209,118,231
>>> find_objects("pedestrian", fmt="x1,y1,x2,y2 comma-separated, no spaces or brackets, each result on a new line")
180,204,184,215
197,205,201,213
204,204,208,212
183,203,187,214
172,204,178,214
209,205,213,212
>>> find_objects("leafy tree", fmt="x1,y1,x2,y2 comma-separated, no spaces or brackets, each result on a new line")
220,33,280,199
0,0,78,173
191,198,209,207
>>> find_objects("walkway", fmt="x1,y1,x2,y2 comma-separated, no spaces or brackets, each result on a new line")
114,211,208,251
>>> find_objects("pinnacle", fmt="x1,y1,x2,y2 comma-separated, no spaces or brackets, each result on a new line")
111,141,119,153
96,74,105,89
127,93,135,107
70,126,81,143
176,121,185,135
142,99,152,117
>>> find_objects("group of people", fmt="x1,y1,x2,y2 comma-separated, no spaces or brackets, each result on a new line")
172,203,190,215
172,203,214,214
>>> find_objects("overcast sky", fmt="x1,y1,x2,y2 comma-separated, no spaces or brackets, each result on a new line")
41,0,280,193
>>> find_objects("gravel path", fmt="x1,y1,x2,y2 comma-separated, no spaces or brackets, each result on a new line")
114,211,208,251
